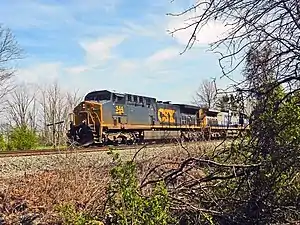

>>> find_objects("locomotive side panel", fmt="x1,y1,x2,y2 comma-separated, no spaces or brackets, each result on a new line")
179,113,198,126
174,104,201,127
156,103,181,126
101,99,156,129
126,104,154,126
217,111,240,127
101,102,119,126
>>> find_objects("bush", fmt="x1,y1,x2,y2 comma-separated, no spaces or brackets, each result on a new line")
56,203,103,225
8,125,38,150
0,134,6,151
105,149,174,225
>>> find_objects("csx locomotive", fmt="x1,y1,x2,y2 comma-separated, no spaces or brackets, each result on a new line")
66,90,249,146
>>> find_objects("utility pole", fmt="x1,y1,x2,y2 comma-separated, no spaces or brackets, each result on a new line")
46,121,64,149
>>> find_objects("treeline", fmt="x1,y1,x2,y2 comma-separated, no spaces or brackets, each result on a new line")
193,79,255,116
0,25,84,150
0,82,82,150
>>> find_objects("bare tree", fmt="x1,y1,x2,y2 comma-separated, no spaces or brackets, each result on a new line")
66,89,83,116
193,79,217,108
0,25,22,110
37,82,83,147
6,83,38,130
38,82,66,147
167,0,300,91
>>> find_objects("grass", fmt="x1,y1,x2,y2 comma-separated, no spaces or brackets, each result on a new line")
0,145,68,154
0,141,222,224
35,145,68,150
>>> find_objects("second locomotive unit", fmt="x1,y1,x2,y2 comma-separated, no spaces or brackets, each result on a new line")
67,90,249,146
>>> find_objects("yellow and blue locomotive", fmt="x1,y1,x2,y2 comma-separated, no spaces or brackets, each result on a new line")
67,90,249,146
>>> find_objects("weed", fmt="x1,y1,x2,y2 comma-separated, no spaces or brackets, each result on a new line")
105,149,174,225
56,203,103,225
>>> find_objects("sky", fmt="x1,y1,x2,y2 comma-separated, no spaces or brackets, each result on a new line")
0,0,240,104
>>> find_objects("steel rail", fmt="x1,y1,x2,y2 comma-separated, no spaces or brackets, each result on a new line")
0,137,230,158
0,141,185,158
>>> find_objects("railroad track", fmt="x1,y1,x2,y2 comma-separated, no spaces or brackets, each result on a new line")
0,146,140,158
0,141,189,158
0,137,231,158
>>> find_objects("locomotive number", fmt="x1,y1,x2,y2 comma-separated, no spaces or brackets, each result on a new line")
158,108,175,123
115,105,124,115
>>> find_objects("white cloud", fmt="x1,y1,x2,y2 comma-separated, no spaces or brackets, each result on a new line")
79,36,126,66
168,20,229,46
166,1,231,46
16,62,62,84
17,35,128,85
9,0,232,104
145,47,180,65
71,0,120,13
108,47,182,77
0,1,120,29
64,65,88,75
117,60,139,73
62,35,127,76
122,21,161,38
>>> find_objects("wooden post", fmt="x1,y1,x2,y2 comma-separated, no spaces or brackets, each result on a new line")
46,121,64,149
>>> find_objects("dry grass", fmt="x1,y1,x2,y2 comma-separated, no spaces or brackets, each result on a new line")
0,141,221,224
1,169,110,224
0,153,111,224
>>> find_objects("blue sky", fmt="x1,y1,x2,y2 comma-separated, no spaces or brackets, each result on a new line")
0,0,240,104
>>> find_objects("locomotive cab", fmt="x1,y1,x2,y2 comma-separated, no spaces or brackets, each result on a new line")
67,100,103,147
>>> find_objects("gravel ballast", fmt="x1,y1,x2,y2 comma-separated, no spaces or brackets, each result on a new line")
0,141,221,179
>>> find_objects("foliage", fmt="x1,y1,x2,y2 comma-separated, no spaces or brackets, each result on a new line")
213,47,300,224
138,45,300,225
7,125,38,150
0,133,6,150
105,149,174,225
56,203,103,225
235,83,300,223
217,46,300,223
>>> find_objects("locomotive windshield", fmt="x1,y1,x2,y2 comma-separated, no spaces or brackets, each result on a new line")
85,91,111,101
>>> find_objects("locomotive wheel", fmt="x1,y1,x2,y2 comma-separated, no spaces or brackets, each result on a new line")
77,128,94,147
126,139,134,145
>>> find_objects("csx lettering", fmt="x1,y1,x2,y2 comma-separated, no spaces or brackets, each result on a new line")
115,105,124,115
158,108,175,123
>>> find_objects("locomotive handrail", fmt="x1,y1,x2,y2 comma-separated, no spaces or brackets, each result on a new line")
88,111,96,126
91,110,102,124
79,110,95,126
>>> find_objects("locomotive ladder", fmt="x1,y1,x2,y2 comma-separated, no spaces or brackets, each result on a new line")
86,110,102,143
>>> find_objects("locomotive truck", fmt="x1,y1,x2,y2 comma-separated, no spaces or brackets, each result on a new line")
66,90,249,147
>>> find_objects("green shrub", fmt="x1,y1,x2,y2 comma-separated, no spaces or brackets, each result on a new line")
0,134,6,151
105,149,174,225
8,125,38,150
56,203,103,225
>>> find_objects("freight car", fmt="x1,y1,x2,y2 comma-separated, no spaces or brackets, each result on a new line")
66,90,249,147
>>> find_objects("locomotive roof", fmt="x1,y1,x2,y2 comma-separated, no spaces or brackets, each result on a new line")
85,90,156,101
173,104,200,110
85,90,111,96
85,91,246,116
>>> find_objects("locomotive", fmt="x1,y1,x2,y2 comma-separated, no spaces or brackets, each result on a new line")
66,90,249,147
